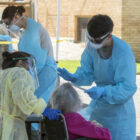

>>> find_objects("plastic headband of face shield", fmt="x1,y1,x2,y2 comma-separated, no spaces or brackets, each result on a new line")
12,57,39,89
86,30,110,44
12,56,36,68
3,9,23,25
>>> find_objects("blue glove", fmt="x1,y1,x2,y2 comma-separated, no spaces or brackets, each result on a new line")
42,108,61,120
57,68,77,81
84,86,105,99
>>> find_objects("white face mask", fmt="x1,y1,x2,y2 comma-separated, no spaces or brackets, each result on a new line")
90,41,103,49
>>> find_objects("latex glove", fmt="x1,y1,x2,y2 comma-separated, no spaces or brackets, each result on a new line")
84,86,105,99
57,67,77,81
42,108,61,120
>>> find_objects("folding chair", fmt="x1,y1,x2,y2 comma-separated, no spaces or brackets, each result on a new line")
73,137,98,140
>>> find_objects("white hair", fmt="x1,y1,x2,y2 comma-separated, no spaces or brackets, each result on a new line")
49,83,81,114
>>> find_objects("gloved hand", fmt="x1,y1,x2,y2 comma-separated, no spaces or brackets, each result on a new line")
42,108,61,120
57,67,77,81
84,86,105,100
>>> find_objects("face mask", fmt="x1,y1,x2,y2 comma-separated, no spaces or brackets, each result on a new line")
90,41,103,49
9,24,20,32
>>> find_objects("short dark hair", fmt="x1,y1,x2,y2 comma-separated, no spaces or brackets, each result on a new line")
87,14,114,38
2,6,25,21
2,51,31,69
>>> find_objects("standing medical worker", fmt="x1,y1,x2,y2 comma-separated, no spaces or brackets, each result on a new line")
58,14,137,140
0,51,61,140
2,6,57,103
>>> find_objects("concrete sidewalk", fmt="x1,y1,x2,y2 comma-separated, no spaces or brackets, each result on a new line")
135,76,140,140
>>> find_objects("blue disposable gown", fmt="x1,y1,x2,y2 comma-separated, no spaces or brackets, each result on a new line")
73,35,137,140
18,18,57,103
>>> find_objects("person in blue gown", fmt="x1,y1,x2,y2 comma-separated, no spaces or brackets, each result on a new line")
2,6,57,103
57,14,137,140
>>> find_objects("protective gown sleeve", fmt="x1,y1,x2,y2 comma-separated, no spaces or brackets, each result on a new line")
39,25,54,58
103,45,137,104
72,46,95,86
10,68,46,116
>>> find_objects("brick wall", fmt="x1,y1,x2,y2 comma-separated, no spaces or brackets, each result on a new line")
38,0,122,38
1,0,140,61
122,0,140,62
0,0,32,19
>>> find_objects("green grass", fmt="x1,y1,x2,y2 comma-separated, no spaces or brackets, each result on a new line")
136,63,140,74
58,60,80,73
58,60,140,74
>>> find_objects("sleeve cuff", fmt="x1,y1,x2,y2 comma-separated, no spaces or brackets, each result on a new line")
33,98,47,116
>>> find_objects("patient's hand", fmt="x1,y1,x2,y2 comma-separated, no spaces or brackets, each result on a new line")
91,120,103,127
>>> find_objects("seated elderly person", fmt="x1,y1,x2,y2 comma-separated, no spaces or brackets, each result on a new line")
49,83,111,140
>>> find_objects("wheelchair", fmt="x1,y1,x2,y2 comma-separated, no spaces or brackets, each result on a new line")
25,114,98,140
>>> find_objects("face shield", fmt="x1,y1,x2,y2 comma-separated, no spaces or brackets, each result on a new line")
9,16,23,32
12,56,39,89
2,16,23,39
86,30,110,49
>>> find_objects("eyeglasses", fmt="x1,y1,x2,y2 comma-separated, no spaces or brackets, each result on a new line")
86,31,110,44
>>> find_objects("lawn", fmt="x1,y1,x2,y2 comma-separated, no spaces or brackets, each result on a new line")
58,60,140,74
137,63,140,74
58,60,81,73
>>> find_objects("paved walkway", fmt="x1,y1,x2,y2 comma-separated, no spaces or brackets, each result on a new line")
135,76,140,139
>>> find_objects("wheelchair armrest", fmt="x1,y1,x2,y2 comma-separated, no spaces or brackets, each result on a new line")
72,137,98,140
25,114,44,123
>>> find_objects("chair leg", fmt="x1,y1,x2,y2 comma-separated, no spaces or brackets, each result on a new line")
26,122,31,140
40,121,47,140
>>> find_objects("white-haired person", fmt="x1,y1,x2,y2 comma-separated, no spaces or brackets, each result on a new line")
49,83,111,140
